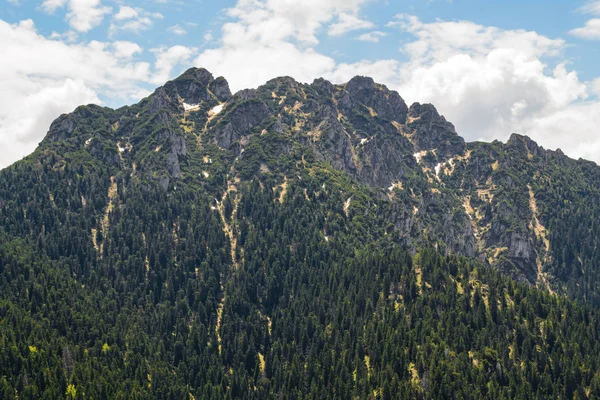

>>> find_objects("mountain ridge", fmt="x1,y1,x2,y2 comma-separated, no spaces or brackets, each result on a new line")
38,67,579,167
25,66,600,298
2,66,600,398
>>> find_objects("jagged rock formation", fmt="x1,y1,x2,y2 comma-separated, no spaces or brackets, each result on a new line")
12,67,600,302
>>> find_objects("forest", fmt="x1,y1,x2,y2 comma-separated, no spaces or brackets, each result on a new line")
2,68,600,398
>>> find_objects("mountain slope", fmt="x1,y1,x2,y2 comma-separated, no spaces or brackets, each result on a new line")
1,67,600,398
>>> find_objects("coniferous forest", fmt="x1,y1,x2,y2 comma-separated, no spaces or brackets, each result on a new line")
2,68,600,398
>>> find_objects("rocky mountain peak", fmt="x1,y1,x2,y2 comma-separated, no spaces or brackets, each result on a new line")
342,76,408,124
506,133,542,157
346,75,376,93
407,102,465,159
167,67,232,105
311,77,335,96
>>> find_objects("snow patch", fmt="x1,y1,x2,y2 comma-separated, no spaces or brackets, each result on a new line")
413,152,422,164
435,163,442,178
183,103,200,111
85,137,92,147
324,236,329,242
209,104,224,116
360,138,369,145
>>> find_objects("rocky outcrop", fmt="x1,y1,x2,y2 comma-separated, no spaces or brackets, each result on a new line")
407,103,466,160
343,76,408,124
45,114,75,143
506,134,543,158
155,128,187,178
209,77,232,102
161,67,232,108
213,96,271,149
357,134,412,187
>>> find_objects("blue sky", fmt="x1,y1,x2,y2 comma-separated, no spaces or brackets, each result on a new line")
1,0,600,168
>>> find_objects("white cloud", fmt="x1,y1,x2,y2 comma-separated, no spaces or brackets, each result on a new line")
331,59,400,84
168,24,187,36
0,78,99,167
41,0,111,32
577,1,600,15
356,30,387,43
113,41,143,58
523,101,600,162
41,0,67,14
114,6,138,20
571,2,600,40
592,78,600,96
67,0,111,33
109,6,163,36
328,13,374,36
389,14,564,64
569,18,600,39
194,0,369,91
49,29,79,43
151,45,196,84
380,15,600,162
0,19,192,168
224,0,370,46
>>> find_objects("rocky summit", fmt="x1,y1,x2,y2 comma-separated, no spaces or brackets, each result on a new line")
33,67,600,297
2,67,600,398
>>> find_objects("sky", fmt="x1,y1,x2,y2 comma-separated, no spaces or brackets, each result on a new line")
1,0,600,168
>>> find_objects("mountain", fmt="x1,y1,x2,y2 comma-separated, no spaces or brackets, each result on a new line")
1,67,600,398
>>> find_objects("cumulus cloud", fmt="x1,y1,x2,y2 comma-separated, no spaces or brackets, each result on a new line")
328,13,374,36
151,45,196,84
0,78,99,167
41,0,111,32
577,1,600,16
382,15,600,162
109,6,163,36
356,31,387,43
195,0,372,92
592,78,600,96
41,0,68,14
168,24,187,36
570,2,600,40
113,41,143,58
570,19,600,39
0,19,192,168
114,6,138,21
